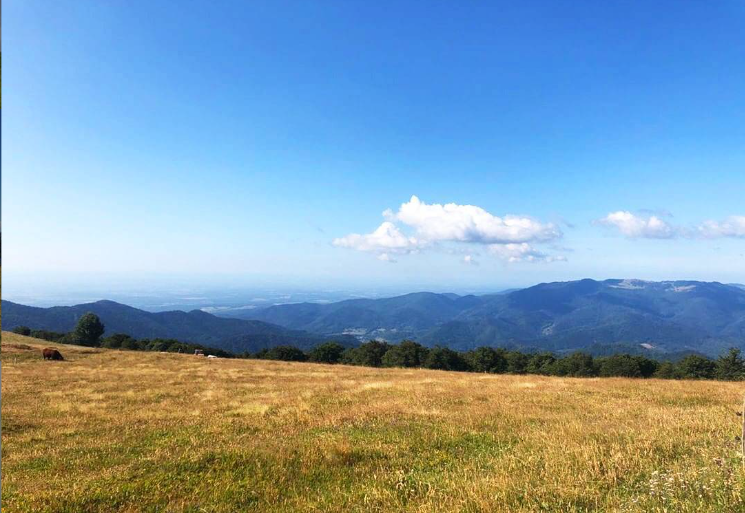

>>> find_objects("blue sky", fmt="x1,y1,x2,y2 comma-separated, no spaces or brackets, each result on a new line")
3,1,745,296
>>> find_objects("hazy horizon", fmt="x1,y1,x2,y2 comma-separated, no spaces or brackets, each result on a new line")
4,272,744,313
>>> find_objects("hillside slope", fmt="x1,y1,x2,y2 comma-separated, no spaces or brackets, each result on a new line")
2,332,742,512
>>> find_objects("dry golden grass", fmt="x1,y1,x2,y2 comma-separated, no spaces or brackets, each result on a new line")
2,331,744,512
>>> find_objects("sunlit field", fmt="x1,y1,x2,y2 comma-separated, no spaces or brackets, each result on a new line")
1,332,744,512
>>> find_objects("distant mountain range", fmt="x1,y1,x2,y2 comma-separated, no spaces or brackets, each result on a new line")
222,279,745,356
1,300,355,353
4,279,745,356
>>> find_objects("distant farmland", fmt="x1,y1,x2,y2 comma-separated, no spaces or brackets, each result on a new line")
1,332,744,512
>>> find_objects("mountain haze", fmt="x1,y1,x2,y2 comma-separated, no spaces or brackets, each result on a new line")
1,300,354,353
226,280,745,356
5,280,744,356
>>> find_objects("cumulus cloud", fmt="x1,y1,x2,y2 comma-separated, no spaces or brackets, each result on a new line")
488,243,567,263
334,196,564,263
597,211,745,240
596,211,678,239
696,216,745,239
332,221,421,254
391,196,562,244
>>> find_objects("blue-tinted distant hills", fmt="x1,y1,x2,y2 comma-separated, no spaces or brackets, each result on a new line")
226,280,745,356
0,299,355,353
4,280,745,356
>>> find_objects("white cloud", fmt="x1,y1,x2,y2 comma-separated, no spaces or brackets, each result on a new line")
332,221,421,255
598,211,745,240
463,255,479,266
377,253,397,263
334,196,564,263
391,195,562,244
488,243,567,263
696,216,745,239
597,211,677,239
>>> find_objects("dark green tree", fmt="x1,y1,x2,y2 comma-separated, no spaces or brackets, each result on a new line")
527,352,556,375
467,347,508,373
30,330,67,343
551,352,597,377
715,348,745,381
12,326,32,336
677,355,716,379
340,340,390,367
101,333,135,349
381,340,429,368
598,354,643,378
72,313,105,347
505,351,530,374
146,339,171,352
253,348,270,359
424,346,470,371
308,341,346,364
264,345,308,362
634,356,660,378
121,337,142,350
654,361,681,379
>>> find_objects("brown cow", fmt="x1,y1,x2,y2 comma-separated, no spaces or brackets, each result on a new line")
42,347,64,361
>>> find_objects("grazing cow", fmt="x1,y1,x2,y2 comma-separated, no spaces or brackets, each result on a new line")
207,355,218,359
42,348,64,361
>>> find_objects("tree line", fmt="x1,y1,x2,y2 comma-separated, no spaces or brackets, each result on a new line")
253,340,745,381
12,313,745,380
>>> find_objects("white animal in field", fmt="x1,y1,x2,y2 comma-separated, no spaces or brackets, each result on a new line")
207,355,218,359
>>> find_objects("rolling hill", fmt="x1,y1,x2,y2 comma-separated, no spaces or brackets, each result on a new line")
225,280,745,356
0,299,355,353
5,279,745,356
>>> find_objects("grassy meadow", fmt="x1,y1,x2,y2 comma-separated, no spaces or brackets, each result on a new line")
1,331,744,512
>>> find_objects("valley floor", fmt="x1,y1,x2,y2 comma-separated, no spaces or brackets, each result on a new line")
1,332,744,512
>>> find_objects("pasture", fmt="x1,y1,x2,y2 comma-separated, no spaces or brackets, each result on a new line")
1,332,744,512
